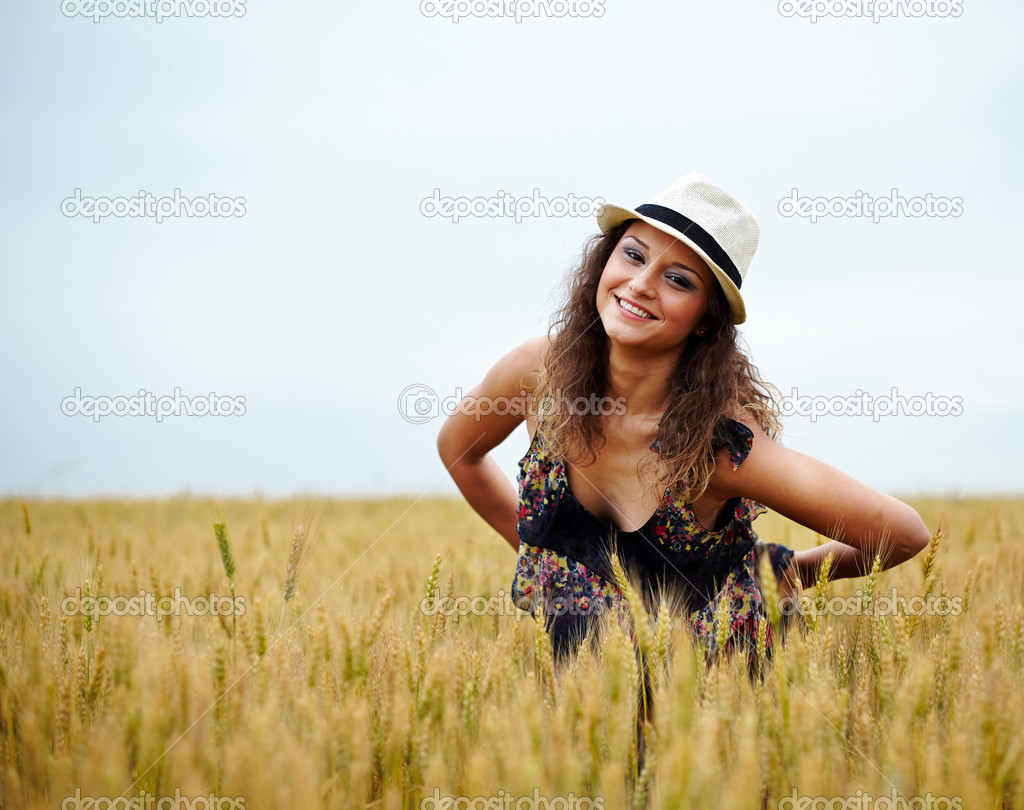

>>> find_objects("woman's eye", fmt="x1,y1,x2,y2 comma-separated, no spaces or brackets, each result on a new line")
622,246,694,289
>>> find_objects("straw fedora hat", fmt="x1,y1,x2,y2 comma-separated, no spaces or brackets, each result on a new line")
596,172,760,324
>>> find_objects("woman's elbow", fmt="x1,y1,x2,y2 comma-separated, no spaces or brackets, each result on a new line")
893,505,932,563
437,425,461,470
436,420,455,464
436,418,480,471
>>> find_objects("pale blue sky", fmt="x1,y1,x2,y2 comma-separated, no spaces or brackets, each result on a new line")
1,0,1022,499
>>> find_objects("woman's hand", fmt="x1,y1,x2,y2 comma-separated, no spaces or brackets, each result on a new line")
715,411,932,582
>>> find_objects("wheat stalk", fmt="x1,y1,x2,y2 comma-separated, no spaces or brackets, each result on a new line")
758,548,783,633
755,613,769,676
811,550,836,633
213,521,237,657
213,521,235,580
844,551,882,682
608,545,654,658
280,522,307,629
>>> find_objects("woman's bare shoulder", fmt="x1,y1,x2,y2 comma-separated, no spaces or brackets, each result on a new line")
472,334,550,402
520,333,551,362
704,405,766,498
506,334,550,443
438,334,551,465
722,403,757,431
503,334,550,393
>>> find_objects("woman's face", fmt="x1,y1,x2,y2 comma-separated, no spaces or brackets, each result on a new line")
596,220,716,351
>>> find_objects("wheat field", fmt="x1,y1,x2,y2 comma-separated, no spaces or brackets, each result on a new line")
0,495,1021,810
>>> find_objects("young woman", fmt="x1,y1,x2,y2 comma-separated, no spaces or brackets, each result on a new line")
436,172,932,668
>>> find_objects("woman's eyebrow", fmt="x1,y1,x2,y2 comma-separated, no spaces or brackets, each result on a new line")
627,236,705,281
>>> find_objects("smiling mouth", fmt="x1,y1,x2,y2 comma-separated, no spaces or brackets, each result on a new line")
615,296,657,320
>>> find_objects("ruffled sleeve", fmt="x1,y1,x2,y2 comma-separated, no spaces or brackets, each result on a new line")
716,417,754,472
648,415,755,472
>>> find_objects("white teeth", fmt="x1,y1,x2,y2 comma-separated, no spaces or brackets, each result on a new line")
617,297,654,319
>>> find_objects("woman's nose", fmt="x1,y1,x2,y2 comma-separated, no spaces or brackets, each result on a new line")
627,265,658,298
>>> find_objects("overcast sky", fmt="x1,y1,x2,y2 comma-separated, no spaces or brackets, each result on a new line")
1,0,1022,501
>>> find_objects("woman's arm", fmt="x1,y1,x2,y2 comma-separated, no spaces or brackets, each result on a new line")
714,412,932,585
789,541,882,587
436,336,547,551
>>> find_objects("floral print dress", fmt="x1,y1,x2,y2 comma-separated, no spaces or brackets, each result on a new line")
510,416,796,663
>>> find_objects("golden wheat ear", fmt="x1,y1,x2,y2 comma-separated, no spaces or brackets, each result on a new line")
279,522,307,630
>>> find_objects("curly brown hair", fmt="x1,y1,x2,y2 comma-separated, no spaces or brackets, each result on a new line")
527,219,783,504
